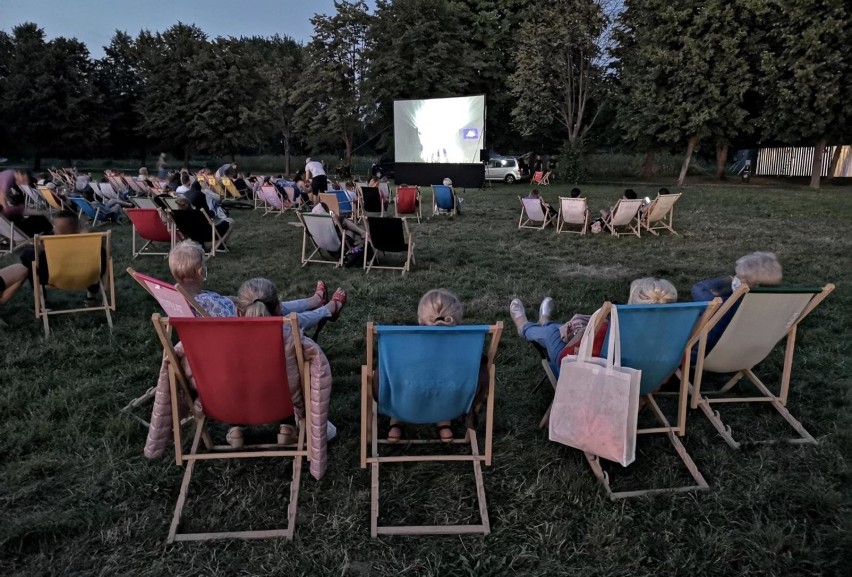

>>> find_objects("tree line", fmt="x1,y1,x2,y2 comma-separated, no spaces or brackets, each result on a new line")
0,0,848,187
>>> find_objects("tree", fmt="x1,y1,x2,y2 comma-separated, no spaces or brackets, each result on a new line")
95,31,144,160
293,1,370,162
509,0,608,182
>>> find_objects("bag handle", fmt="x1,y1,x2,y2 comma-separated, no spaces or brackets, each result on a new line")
607,305,621,369
575,303,621,370
576,304,607,361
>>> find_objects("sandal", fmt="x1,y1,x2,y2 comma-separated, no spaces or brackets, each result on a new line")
277,424,298,445
315,280,328,305
387,422,404,443
437,424,454,443
329,288,347,321
226,426,244,449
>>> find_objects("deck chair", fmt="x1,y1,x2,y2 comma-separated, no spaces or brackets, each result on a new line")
32,232,115,337
542,301,720,499
334,190,355,217
689,284,835,449
107,175,127,194
359,187,384,220
378,182,392,203
642,193,682,236
206,175,224,197
556,197,590,235
152,314,309,542
317,193,342,217
97,183,122,204
257,184,287,216
38,186,65,214
21,185,47,210
531,171,545,185
131,197,158,209
605,198,644,237
70,197,120,226
518,196,555,230
220,177,243,199
126,208,174,258
170,209,228,257
0,213,33,255
395,186,421,223
123,176,147,196
297,211,348,268
431,185,457,216
361,322,503,536
364,217,414,275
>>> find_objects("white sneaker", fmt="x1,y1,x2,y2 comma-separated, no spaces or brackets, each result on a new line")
539,297,554,325
326,420,337,442
509,299,528,336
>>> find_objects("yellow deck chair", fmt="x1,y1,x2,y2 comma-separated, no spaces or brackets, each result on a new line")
642,193,682,235
220,177,243,199
38,186,65,214
556,197,590,235
690,284,835,448
32,232,115,336
205,175,224,197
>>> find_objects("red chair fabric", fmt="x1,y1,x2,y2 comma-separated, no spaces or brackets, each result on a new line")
126,208,172,243
169,317,295,425
396,187,418,215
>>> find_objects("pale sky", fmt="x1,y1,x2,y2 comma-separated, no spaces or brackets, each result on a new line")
0,0,377,57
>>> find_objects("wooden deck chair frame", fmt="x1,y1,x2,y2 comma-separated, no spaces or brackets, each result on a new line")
32,231,116,337
539,171,552,185
151,314,310,542
38,186,65,214
518,196,555,230
363,217,415,275
642,193,682,236
688,284,835,449
0,213,33,255
394,186,422,223
70,197,114,228
358,187,385,221
530,171,545,185
605,198,643,238
220,177,243,200
127,208,174,258
170,208,229,257
297,211,348,268
539,300,721,499
206,175,224,197
360,321,504,536
430,185,457,217
21,184,47,211
556,197,590,235
258,184,287,216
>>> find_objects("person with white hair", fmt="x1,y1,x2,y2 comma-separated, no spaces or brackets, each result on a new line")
692,251,783,351
509,277,679,377
441,177,464,214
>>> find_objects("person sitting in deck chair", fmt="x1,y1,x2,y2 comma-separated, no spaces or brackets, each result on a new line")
19,210,107,308
442,177,463,214
311,200,366,243
184,180,235,245
691,251,782,353
510,278,678,377
168,240,346,326
527,189,556,220
384,289,489,444
591,188,643,233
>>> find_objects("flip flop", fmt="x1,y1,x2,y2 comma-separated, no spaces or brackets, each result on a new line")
387,422,404,443
437,424,454,443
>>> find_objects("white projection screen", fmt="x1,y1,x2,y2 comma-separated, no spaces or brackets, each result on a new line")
394,95,485,164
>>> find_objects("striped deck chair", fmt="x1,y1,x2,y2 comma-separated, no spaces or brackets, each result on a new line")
518,196,555,230
152,314,309,542
605,198,644,237
363,217,414,275
126,208,173,257
543,301,720,499
690,284,835,449
297,211,348,268
431,185,457,217
641,193,682,235
556,197,590,235
395,186,421,223
0,213,33,255
32,231,116,336
361,322,503,536
258,184,288,216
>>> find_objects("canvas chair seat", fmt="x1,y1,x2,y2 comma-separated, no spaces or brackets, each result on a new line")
258,184,287,215
395,186,421,223
359,187,384,219
298,211,347,267
20,185,47,210
642,193,682,235
0,213,33,254
38,186,65,213
126,208,173,258
131,197,158,209
170,208,228,256
70,196,118,226
690,284,835,449
361,322,503,536
32,232,115,336
606,198,644,237
364,217,414,274
152,315,309,542
518,196,555,230
431,185,457,216
556,197,590,235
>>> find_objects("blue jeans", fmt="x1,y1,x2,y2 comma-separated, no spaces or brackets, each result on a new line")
523,322,565,375
281,298,329,330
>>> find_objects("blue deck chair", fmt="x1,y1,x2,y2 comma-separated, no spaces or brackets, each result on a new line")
70,196,120,226
545,300,719,499
431,185,457,216
333,190,354,216
360,322,503,537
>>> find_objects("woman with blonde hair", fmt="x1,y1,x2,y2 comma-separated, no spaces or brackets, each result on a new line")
509,277,678,376
386,289,468,443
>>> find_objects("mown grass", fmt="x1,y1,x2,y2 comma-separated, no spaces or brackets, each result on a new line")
1,181,850,576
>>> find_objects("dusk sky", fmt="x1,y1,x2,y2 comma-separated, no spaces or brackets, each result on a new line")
1,0,377,57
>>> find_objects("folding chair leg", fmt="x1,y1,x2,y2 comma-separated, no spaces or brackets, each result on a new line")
696,399,740,449
101,282,113,331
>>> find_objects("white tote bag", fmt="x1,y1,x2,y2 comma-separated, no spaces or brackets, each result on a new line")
548,306,641,466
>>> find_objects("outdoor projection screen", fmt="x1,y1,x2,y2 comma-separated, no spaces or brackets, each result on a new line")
394,95,485,164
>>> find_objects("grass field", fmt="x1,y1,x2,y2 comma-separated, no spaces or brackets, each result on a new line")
1,182,850,576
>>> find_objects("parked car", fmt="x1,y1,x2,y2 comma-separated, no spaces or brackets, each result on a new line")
485,156,530,184
370,157,395,179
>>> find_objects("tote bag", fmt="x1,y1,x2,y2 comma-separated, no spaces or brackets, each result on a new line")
549,306,641,466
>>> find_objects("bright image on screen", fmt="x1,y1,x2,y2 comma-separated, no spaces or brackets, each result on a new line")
394,95,485,164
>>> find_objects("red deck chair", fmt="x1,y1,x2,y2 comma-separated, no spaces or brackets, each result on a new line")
394,186,421,223
152,314,310,542
126,208,174,258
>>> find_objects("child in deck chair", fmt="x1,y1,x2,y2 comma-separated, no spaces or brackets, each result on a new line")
691,251,782,353
384,289,489,444
510,277,678,377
